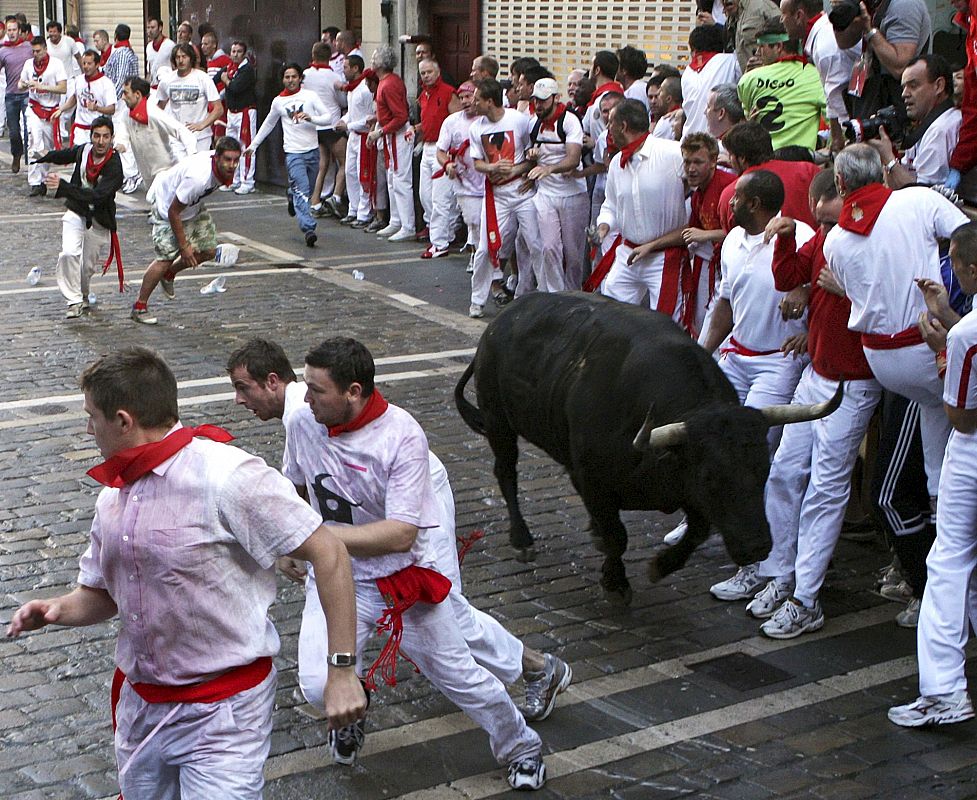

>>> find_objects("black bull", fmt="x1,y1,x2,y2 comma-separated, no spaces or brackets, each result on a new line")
454,293,842,604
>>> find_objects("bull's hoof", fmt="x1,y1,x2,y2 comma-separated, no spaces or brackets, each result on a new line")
602,585,633,606
515,546,536,562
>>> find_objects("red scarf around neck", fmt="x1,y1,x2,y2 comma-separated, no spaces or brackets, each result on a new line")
32,54,50,79
618,132,649,167
115,40,132,50
151,35,167,52
85,146,114,185
98,47,110,66
804,11,824,43
688,51,719,72
87,425,234,488
539,102,567,131
309,60,330,69
586,80,625,108
85,69,105,83
327,390,389,437
211,155,233,187
279,86,300,97
838,183,892,236
2,36,26,47
129,95,149,125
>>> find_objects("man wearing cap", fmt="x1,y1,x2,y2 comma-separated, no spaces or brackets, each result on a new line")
526,77,587,290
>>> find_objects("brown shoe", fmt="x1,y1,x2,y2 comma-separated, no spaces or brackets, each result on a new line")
11,155,20,174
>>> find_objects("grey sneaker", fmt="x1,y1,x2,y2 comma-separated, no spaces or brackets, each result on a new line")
760,597,824,639
521,654,572,722
710,563,765,601
507,753,546,790
895,596,921,628
161,276,175,300
888,691,975,727
328,718,366,765
468,303,484,319
65,302,84,319
746,577,794,619
130,307,158,325
879,580,914,603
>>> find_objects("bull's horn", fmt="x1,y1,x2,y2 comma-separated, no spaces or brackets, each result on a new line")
633,408,688,450
760,381,844,427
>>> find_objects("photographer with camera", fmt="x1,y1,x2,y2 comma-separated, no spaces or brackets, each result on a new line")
867,55,962,190
831,0,931,119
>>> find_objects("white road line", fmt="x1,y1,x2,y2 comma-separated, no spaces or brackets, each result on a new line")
389,293,428,307
221,232,303,262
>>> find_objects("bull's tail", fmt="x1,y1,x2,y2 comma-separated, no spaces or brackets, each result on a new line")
454,362,487,436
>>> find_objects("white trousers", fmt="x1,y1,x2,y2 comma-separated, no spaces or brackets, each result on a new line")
115,670,275,800
864,344,952,497
26,108,55,186
534,191,589,292
226,108,257,190
759,368,882,604
419,141,438,226
429,173,462,250
383,127,414,231
56,211,109,305
470,192,540,306
344,132,376,221
917,430,977,696
602,243,682,323
112,105,140,181
458,194,482,247
720,350,807,453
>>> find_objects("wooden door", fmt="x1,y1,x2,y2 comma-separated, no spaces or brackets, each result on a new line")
428,0,478,87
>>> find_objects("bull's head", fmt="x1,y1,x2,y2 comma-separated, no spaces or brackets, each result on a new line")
633,383,844,568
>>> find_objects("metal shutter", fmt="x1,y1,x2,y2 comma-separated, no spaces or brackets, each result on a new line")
79,0,145,77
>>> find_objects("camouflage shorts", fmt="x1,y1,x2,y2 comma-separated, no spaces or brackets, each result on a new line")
151,210,218,261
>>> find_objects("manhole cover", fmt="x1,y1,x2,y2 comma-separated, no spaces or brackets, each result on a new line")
687,652,792,692
35,404,70,415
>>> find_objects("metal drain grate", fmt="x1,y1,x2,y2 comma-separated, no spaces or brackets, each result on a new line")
687,652,793,692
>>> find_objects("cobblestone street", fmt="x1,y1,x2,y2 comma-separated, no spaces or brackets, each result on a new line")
0,143,975,800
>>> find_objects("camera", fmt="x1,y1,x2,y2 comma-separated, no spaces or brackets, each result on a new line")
829,0,862,31
842,105,907,143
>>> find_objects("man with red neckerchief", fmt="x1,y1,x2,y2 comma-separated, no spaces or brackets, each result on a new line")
216,41,257,193
131,137,242,325
201,31,232,141
582,49,624,146
6,346,366,800
681,24,741,136
34,114,122,319
825,143,969,505
417,58,456,246
144,17,174,92
19,36,66,196
103,25,142,193
53,49,116,146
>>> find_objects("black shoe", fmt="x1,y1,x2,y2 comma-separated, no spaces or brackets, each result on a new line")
305,231,317,248
287,194,295,217
364,217,386,233
350,216,374,229
28,184,45,197
328,718,365,766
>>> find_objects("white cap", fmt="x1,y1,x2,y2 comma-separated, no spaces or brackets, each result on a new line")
531,78,560,100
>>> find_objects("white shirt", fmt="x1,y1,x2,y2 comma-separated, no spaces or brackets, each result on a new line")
149,150,223,221
596,135,687,250
303,64,344,128
116,101,199,181
530,106,586,197
593,129,610,198
146,37,175,88
944,308,977,410
583,84,619,141
342,80,375,134
72,74,116,127
469,108,535,202
46,36,78,80
250,90,333,154
806,13,860,123
283,403,440,582
437,110,484,197
900,106,961,187
157,68,221,134
652,114,678,141
824,187,969,334
681,53,741,135
21,57,66,109
624,79,649,110
719,221,815,351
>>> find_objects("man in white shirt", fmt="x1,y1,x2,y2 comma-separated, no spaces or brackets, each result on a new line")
651,76,683,140
246,63,337,248
682,25,741,136
131,139,241,324
157,43,223,151
700,169,814,451
144,16,174,91
19,37,66,196
336,56,377,226
617,45,649,110
595,99,688,316
53,49,115,146
526,77,587,291
467,78,542,318
304,41,346,218
825,143,969,500
46,21,81,143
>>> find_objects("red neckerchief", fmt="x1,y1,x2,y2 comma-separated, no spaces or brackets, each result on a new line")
1,36,26,47
775,54,808,66
688,51,719,72
98,47,110,67
539,102,567,131
619,132,649,167
87,425,234,488
115,40,132,50
151,35,167,52
225,57,246,81
344,75,364,92
129,95,149,124
308,60,330,69
804,11,824,43
327,390,389,437
85,69,105,83
32,54,50,79
85,146,114,185
278,86,300,97
839,183,892,235
211,155,233,187
586,80,625,108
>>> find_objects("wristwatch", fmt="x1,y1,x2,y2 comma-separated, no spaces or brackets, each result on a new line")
884,157,898,171
866,27,880,42
328,652,357,668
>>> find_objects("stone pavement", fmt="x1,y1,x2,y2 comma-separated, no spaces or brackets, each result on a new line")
0,143,974,800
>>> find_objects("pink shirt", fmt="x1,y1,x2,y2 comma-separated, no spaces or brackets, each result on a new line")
78,427,322,685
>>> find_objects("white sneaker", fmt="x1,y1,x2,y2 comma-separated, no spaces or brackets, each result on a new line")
377,223,399,237
234,185,255,195
895,596,921,628
663,518,687,545
746,577,794,619
760,597,824,639
469,303,484,319
507,753,546,790
709,564,765,601
219,183,239,192
888,691,975,727
388,228,416,242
